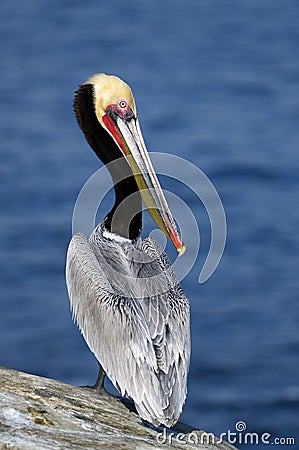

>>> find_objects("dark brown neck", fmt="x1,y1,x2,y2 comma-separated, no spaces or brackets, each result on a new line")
74,84,142,240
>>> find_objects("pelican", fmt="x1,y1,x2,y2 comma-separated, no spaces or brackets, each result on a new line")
66,74,190,427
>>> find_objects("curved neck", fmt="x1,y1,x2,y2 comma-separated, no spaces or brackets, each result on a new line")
74,84,142,240
103,157,142,240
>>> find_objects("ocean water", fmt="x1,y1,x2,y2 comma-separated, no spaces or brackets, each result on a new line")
0,1,298,448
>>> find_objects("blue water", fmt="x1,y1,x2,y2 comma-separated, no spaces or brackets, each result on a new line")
1,1,298,448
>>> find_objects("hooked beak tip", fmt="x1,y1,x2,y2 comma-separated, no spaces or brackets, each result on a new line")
177,242,186,255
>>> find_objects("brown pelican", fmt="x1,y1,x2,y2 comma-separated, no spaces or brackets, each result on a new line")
66,74,190,427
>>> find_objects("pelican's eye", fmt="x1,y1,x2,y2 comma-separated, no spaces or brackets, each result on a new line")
105,100,134,122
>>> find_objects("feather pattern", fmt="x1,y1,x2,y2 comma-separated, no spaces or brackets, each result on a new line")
66,223,190,427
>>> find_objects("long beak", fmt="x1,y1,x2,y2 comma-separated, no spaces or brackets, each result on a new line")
114,116,185,254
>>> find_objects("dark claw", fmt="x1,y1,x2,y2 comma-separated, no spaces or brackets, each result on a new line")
80,362,106,392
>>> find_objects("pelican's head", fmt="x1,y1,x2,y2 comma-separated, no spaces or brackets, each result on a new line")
76,73,185,254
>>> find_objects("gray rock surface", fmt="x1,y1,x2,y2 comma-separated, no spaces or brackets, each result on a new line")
0,366,237,449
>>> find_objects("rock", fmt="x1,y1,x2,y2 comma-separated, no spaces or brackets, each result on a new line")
0,366,237,449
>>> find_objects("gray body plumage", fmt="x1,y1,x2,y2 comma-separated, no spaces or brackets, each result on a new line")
66,222,190,427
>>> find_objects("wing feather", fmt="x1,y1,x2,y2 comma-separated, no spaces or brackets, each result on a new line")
141,237,191,422
66,232,190,427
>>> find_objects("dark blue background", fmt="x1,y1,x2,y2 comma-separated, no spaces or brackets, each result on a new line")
1,1,298,448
